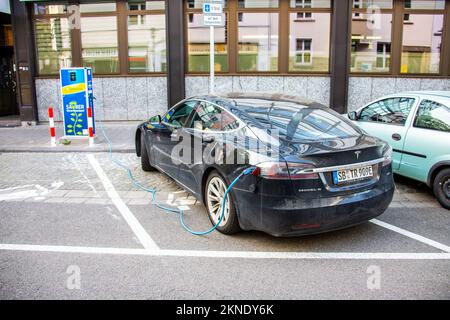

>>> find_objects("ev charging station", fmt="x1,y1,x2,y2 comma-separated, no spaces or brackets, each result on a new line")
59,67,95,139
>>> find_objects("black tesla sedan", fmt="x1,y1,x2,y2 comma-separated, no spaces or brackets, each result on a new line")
135,93,394,237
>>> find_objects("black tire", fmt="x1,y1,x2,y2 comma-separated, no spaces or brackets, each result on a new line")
205,171,241,235
140,133,155,172
433,168,450,210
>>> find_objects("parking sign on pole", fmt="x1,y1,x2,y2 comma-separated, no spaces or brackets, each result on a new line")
203,0,224,94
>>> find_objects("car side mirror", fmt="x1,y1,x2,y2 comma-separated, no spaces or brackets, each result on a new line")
149,115,161,123
348,111,358,121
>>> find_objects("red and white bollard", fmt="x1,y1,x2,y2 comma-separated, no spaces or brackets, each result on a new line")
87,107,94,147
48,106,56,147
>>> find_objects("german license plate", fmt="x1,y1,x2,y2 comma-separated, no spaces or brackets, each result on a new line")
333,166,373,184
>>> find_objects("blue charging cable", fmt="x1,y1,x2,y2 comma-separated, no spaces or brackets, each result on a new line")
97,120,256,235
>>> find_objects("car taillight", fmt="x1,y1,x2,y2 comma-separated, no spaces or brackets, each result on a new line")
253,162,319,180
287,163,320,180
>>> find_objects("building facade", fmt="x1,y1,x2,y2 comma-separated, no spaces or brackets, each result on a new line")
4,0,450,124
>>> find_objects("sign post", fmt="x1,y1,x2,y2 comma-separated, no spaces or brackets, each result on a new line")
203,1,223,94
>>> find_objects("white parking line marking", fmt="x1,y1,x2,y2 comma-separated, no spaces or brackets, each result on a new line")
86,154,159,251
371,219,450,253
0,243,449,260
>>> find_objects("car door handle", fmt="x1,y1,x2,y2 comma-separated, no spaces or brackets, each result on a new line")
392,133,401,141
202,136,215,144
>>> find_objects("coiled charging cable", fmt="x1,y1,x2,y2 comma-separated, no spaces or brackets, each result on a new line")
97,119,256,235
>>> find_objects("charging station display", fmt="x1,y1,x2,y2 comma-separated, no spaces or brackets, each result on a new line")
60,67,95,138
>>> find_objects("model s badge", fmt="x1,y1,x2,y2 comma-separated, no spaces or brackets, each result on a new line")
355,150,362,160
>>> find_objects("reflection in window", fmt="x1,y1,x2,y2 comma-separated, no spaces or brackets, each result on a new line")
404,0,445,10
81,16,118,74
352,0,393,9
187,13,228,72
238,13,278,72
128,15,166,72
289,12,330,72
235,102,359,140
351,13,392,73
34,4,67,15
290,0,331,8
35,18,72,75
238,0,279,8
415,100,450,132
128,14,166,72
401,14,443,74
190,102,239,131
360,98,415,125
79,2,116,13
127,0,165,11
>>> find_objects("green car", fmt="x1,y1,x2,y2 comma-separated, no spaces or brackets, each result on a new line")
348,91,450,209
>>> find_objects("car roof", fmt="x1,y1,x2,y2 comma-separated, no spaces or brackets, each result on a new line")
382,90,450,99
356,90,450,111
187,92,326,112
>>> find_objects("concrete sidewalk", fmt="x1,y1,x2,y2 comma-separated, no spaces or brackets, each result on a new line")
0,121,140,153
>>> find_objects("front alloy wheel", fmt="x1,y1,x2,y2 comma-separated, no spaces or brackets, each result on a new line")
205,171,241,234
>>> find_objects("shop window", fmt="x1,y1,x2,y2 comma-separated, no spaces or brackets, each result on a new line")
238,12,278,72
81,16,119,74
128,14,166,73
187,13,228,72
289,12,330,72
127,1,166,73
351,12,392,73
401,14,444,74
35,18,72,75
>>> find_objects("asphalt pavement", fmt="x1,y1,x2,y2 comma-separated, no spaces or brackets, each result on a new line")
0,152,449,299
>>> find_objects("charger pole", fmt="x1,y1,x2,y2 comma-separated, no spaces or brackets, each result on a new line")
210,25,215,94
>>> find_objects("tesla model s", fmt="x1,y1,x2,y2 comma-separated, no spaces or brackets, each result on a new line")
135,93,394,236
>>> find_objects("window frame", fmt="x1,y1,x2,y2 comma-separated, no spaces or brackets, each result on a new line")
184,0,332,75
350,3,394,75
287,4,332,74
350,0,450,77
32,1,73,76
184,7,230,74
399,10,446,76
126,1,166,74
32,0,167,77
358,96,417,127
79,11,120,75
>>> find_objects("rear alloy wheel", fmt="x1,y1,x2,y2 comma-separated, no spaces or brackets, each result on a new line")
433,168,450,210
140,133,155,172
205,172,241,234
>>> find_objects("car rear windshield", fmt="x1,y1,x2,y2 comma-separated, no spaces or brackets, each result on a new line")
231,99,362,141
